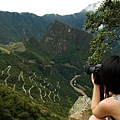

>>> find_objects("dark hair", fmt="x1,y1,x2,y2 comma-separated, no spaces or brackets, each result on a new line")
100,55,120,95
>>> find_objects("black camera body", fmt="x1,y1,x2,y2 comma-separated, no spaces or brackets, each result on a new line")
85,64,101,85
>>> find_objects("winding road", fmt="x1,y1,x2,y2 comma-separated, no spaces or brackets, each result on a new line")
70,75,87,96
0,66,61,103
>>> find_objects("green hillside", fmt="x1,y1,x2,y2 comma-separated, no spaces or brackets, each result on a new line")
0,83,68,120
0,20,93,118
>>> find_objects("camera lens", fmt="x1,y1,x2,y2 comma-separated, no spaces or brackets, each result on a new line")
85,65,95,75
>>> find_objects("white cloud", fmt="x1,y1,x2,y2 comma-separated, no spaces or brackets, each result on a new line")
0,0,102,16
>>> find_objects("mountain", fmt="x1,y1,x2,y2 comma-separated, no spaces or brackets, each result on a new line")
39,20,92,68
82,1,102,12
0,10,87,44
0,20,93,119
0,1,104,45
42,11,86,30
0,11,48,44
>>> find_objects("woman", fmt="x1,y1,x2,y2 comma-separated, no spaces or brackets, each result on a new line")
89,55,120,120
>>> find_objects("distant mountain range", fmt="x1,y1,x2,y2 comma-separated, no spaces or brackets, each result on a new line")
0,1,101,44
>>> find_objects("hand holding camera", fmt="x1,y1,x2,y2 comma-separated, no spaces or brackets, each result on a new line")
85,64,101,85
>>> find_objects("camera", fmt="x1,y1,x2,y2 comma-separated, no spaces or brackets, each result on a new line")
85,64,101,85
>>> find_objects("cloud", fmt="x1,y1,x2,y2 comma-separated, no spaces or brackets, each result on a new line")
0,0,102,16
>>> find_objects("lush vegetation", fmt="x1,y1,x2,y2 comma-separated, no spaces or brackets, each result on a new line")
84,0,120,64
0,46,71,119
0,34,92,119
0,83,68,120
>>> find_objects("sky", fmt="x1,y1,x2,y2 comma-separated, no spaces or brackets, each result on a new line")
0,0,102,16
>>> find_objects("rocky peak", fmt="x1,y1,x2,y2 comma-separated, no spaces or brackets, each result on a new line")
69,95,91,120
40,20,93,56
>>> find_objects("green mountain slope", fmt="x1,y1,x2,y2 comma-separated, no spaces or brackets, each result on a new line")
39,20,93,78
0,20,93,119
0,11,47,44
0,83,68,120
0,42,73,119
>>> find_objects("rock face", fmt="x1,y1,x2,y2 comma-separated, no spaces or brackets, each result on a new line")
40,20,93,56
68,95,91,120
39,20,93,69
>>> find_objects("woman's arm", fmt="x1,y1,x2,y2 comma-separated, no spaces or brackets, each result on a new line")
90,74,111,118
91,84,101,110
90,74,101,110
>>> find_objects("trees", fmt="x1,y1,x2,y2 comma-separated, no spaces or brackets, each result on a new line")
84,0,120,64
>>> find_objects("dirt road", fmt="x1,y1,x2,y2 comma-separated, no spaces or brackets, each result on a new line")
70,75,87,96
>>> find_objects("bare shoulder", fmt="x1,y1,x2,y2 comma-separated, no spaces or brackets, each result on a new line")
100,97,117,107
102,97,120,119
92,97,120,118
103,97,120,104
100,97,120,112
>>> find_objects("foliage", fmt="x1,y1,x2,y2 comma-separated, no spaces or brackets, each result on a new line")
0,39,84,119
84,0,120,65
0,83,67,120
